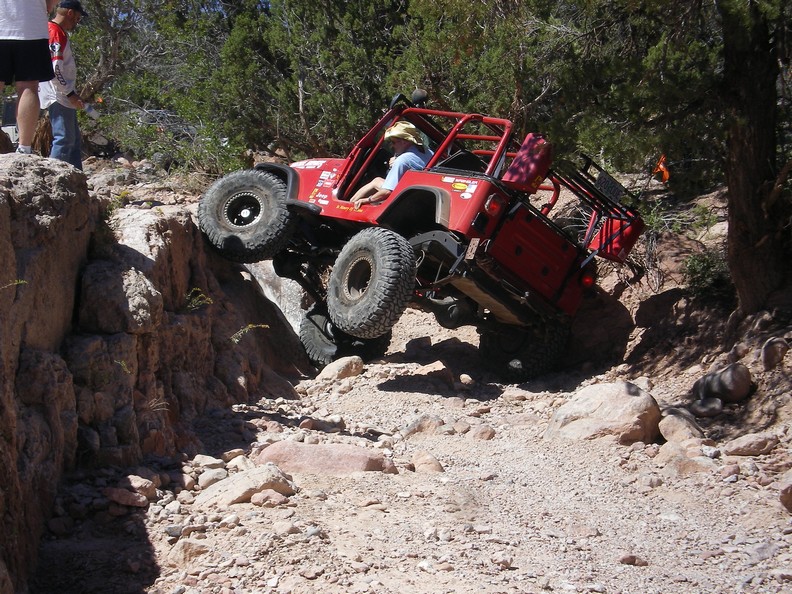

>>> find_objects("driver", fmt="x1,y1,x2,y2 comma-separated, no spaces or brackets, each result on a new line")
351,120,433,209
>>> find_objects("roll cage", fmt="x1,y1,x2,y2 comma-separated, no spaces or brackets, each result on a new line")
335,95,524,202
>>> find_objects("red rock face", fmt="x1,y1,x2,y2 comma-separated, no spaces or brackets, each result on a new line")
1,154,96,591
0,154,311,592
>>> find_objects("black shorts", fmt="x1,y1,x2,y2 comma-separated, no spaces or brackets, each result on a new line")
0,39,54,85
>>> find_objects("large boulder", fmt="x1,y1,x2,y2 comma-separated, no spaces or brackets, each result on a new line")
658,407,705,443
761,337,789,371
721,432,779,456
254,441,398,475
193,464,297,508
544,381,661,444
0,155,98,351
692,362,753,403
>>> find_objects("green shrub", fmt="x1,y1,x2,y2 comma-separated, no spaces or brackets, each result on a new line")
683,248,735,304
97,108,248,175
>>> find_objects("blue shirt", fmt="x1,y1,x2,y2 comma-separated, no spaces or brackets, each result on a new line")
381,145,433,191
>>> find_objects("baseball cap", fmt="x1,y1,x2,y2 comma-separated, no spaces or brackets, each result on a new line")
58,1,88,17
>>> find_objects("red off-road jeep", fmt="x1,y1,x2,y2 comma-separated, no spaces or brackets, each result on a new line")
198,91,645,381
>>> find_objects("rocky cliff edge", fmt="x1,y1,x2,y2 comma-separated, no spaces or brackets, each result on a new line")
0,155,311,593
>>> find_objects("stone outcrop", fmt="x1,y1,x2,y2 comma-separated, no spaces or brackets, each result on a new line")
543,381,661,445
1,155,97,591
0,155,311,592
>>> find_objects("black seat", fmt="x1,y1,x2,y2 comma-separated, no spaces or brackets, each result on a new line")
435,150,486,173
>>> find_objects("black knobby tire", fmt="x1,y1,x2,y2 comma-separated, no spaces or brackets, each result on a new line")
198,169,296,263
327,227,416,340
300,305,392,368
478,320,570,382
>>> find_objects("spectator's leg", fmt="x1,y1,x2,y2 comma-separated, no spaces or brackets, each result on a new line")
49,102,82,169
50,102,72,165
15,81,41,149
64,108,82,170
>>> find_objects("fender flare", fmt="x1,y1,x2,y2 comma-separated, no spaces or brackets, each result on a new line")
379,185,452,229
254,162,300,201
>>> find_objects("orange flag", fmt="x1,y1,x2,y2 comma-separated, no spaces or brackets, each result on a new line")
653,154,670,183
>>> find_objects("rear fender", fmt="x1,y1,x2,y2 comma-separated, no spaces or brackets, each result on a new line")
378,186,452,231
254,162,300,201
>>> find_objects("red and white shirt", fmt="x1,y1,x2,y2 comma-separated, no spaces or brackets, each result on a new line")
39,21,77,109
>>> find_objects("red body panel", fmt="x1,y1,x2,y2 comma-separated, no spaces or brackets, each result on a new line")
487,204,584,315
587,215,645,263
291,157,346,203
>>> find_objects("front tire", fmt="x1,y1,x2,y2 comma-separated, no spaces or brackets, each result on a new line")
198,169,296,263
300,305,392,368
327,227,416,339
478,320,570,382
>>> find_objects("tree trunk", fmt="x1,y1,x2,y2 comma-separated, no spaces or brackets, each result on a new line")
717,0,791,313
32,114,52,157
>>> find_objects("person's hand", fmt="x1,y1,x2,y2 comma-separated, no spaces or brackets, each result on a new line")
352,187,389,209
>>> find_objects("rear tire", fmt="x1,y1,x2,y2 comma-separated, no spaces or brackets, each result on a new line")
478,320,570,382
300,305,392,368
198,169,296,263
327,227,416,339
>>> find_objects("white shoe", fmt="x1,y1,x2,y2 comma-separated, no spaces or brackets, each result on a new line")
15,146,32,154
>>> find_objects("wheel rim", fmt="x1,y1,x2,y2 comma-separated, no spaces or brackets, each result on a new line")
224,191,263,228
342,255,374,301
319,314,337,341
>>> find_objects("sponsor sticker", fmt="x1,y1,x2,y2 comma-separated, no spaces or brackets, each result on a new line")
294,160,327,169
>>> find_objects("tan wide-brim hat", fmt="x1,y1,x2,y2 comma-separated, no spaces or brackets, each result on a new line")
384,120,424,147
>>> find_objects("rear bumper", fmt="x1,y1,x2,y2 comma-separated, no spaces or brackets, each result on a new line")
409,230,572,325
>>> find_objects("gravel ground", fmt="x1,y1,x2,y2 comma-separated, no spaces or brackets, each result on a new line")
28,162,792,593
31,308,792,594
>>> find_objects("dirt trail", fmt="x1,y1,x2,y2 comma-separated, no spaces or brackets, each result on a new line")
30,164,792,593
32,308,792,594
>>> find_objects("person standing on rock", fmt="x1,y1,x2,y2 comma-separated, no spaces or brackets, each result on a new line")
0,0,59,154
39,0,92,170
